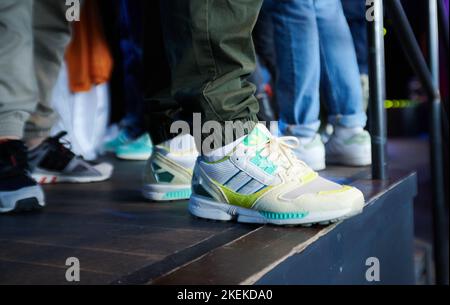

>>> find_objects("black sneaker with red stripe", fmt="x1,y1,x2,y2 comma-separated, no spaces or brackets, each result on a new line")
0,140,45,213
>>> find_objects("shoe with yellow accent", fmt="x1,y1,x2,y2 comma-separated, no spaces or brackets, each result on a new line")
189,124,364,225
142,134,198,201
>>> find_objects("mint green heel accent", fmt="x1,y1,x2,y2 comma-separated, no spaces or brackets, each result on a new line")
162,189,192,200
259,211,309,220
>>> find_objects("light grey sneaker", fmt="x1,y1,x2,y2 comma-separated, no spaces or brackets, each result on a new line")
326,127,372,167
142,134,198,201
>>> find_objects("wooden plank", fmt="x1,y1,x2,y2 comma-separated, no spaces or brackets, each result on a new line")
0,157,417,284
151,171,417,285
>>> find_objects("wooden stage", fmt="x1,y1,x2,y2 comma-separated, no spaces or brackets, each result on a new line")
0,159,417,285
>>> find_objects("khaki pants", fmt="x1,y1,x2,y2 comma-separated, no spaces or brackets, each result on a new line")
0,0,71,139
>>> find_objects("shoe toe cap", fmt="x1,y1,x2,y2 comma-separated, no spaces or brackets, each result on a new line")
93,163,114,178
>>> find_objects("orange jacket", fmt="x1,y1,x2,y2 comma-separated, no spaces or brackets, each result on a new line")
65,0,113,93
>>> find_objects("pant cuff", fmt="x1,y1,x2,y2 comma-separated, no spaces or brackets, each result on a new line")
23,125,51,141
0,119,26,139
279,120,321,138
328,112,367,128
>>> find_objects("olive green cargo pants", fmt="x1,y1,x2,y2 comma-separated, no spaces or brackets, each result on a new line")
151,0,263,146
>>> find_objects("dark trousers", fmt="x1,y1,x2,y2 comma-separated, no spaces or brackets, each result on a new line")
145,0,263,145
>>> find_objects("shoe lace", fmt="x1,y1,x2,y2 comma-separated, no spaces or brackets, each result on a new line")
33,132,79,171
244,135,312,180
46,132,76,159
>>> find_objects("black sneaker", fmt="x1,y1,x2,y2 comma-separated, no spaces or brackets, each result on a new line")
28,132,113,184
0,140,45,213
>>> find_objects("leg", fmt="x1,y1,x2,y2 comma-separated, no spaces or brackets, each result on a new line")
315,0,367,128
253,5,277,80
159,0,263,146
266,0,321,138
341,0,369,111
149,1,365,227
144,0,265,199
341,0,369,75
0,0,35,139
24,0,72,144
142,0,180,145
118,0,145,139
0,0,45,213
316,0,371,166
26,1,113,183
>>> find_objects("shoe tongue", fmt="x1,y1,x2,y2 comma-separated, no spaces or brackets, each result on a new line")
242,124,272,147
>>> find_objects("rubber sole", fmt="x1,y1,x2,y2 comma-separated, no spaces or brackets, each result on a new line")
32,172,112,184
326,154,372,167
189,194,360,226
0,185,46,214
142,183,192,201
116,152,152,161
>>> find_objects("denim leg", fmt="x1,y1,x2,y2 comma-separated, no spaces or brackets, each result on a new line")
341,0,369,74
253,3,277,80
266,0,321,138
119,0,145,138
315,0,367,128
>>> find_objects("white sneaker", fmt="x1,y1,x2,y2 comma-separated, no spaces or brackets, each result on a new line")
326,127,372,166
189,124,365,226
291,134,326,171
142,134,198,201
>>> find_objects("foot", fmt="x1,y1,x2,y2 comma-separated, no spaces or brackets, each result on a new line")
116,133,153,161
291,134,326,171
103,129,132,153
325,127,372,167
142,134,198,201
0,140,45,213
28,132,113,184
189,124,364,226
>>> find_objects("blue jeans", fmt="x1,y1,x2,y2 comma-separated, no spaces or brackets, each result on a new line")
118,0,145,138
264,0,367,138
341,0,369,74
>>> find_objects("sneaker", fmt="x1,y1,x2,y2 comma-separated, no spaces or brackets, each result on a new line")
142,134,198,201
116,133,153,161
0,140,45,213
103,129,132,153
325,127,372,167
28,132,114,184
189,124,364,226
291,134,326,171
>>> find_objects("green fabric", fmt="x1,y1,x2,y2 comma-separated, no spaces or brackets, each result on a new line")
159,0,263,146
217,181,272,209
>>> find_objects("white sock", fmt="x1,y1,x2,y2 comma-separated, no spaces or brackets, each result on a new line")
164,134,196,154
334,126,364,139
203,136,246,162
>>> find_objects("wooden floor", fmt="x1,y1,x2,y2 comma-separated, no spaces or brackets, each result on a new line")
0,157,416,285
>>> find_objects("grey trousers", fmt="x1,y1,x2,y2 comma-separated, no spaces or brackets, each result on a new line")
0,0,71,139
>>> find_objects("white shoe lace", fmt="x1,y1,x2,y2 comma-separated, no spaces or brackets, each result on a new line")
244,135,313,179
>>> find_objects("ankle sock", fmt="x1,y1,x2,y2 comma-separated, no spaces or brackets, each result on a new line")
334,126,364,139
